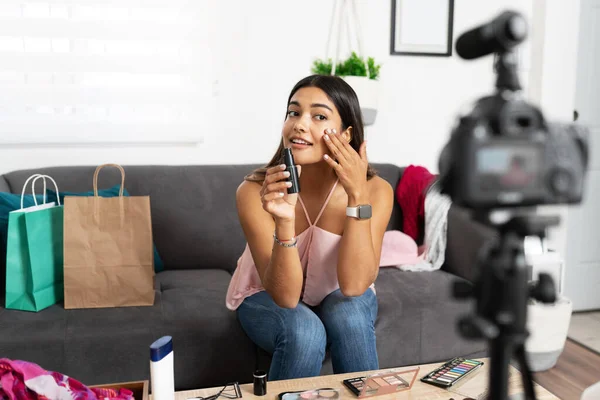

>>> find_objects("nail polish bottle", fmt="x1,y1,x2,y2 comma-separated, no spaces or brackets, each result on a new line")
283,148,300,194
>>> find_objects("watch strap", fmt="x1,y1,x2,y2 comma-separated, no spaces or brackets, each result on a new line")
347,204,372,219
346,206,359,218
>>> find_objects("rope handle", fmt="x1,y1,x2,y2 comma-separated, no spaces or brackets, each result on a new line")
93,164,125,197
326,0,370,78
31,175,61,206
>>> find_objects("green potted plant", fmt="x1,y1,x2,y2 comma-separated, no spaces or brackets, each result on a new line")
311,52,381,126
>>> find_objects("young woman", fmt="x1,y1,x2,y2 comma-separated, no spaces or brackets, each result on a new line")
226,74,394,380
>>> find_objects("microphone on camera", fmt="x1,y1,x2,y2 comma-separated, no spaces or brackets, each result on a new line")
456,10,528,60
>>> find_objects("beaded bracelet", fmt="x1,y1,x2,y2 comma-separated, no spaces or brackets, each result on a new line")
273,232,297,248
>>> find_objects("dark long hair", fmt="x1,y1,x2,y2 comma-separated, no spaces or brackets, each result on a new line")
245,74,377,182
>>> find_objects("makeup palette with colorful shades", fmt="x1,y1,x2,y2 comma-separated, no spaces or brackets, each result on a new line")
342,367,420,397
420,357,484,388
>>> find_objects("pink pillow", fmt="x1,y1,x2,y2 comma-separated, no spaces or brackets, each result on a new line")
379,230,425,267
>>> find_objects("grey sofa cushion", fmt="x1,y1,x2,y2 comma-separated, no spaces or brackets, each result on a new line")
0,270,256,390
156,270,257,390
0,176,8,193
373,267,486,366
444,206,498,282
0,300,68,374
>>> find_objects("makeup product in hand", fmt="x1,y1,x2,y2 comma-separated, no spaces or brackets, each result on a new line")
420,357,484,388
283,148,300,194
342,367,419,397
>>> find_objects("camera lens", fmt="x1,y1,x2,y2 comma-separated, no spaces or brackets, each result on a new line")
548,168,573,196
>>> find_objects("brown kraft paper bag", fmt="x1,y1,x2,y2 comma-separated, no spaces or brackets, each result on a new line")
63,164,155,309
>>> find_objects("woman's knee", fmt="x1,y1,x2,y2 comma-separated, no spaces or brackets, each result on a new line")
238,291,327,357
279,307,327,357
319,289,377,339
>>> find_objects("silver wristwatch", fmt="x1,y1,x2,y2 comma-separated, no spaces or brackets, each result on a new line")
346,204,372,219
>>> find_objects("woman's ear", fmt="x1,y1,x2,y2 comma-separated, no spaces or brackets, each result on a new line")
342,126,353,143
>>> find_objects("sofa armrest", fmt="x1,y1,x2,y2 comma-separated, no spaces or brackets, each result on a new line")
442,205,498,282
0,175,9,193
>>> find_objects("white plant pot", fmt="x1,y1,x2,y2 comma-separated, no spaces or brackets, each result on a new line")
342,76,379,126
525,295,573,371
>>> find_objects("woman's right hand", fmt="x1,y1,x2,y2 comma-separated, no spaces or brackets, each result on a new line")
260,164,300,222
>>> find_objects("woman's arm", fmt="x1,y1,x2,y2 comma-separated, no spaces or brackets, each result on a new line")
337,178,394,296
236,180,304,308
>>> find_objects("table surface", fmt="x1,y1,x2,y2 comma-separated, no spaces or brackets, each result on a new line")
173,358,559,400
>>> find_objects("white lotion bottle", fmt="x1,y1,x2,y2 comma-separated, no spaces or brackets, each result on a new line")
150,336,174,400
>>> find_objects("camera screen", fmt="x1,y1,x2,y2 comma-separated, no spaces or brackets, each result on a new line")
476,145,542,190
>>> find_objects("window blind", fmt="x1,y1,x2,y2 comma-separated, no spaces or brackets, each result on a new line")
0,0,213,144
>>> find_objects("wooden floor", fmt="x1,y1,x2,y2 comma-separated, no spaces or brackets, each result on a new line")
568,311,600,354
533,339,600,400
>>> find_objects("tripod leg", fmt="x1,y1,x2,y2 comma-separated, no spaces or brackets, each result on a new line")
514,344,536,400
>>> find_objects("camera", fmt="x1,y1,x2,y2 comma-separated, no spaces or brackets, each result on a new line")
438,11,589,210
437,10,590,400
439,98,589,209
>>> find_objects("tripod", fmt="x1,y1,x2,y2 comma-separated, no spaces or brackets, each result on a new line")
454,213,559,400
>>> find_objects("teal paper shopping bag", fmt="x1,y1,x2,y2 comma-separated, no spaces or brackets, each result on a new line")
5,175,64,312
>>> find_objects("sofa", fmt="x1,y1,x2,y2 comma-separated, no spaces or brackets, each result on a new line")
0,163,496,391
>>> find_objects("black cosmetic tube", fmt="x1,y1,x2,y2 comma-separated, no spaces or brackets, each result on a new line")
283,148,300,194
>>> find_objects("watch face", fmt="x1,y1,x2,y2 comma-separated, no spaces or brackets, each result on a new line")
358,205,372,219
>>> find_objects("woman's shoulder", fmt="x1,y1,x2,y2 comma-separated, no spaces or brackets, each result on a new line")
236,179,263,208
366,176,394,218
368,175,394,197
237,179,261,196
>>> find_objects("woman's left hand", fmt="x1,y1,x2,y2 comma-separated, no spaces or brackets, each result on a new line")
322,128,369,202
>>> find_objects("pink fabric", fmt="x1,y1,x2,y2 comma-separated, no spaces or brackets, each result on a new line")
0,358,133,400
378,230,426,267
226,180,424,310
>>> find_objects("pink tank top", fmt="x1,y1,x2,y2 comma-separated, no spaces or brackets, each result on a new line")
226,179,368,310
225,179,425,311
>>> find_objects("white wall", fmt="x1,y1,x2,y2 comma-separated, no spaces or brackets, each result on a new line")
531,0,582,258
1,0,543,175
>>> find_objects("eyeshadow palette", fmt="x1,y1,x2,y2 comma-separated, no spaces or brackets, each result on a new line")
420,357,484,388
280,388,340,400
342,379,370,397
342,367,420,397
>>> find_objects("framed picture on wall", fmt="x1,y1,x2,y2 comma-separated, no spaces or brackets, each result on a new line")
390,0,454,57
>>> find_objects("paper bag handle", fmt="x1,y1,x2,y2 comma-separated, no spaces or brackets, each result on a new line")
92,164,126,228
93,164,125,197
20,174,50,209
31,175,61,206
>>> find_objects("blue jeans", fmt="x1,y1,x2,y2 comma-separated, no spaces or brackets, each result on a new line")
237,288,379,381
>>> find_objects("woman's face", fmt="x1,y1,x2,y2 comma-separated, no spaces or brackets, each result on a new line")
282,86,349,165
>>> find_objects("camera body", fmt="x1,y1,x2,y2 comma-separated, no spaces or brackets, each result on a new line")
439,92,589,209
